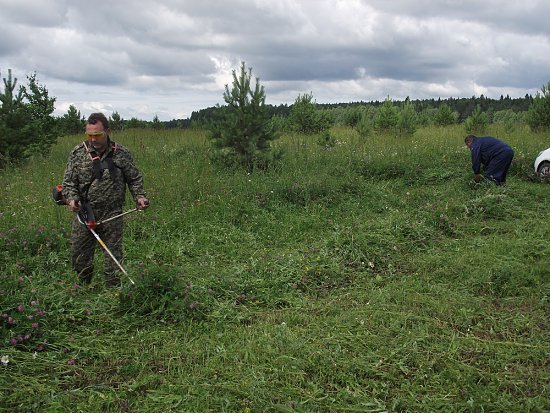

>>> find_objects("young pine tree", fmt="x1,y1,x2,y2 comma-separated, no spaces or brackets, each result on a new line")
0,70,57,166
209,62,279,170
464,105,488,134
527,80,550,131
152,114,163,130
0,70,31,166
434,103,457,126
21,73,57,156
397,98,418,136
289,92,331,134
59,105,84,135
374,97,399,132
110,111,124,131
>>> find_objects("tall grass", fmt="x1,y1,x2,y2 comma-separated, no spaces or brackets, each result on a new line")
0,125,548,412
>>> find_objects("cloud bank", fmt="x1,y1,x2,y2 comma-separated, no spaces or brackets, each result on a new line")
1,0,548,120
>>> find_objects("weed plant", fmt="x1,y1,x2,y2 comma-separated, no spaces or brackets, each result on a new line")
0,125,548,412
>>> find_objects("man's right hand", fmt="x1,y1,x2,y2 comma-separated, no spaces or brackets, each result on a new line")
68,200,81,212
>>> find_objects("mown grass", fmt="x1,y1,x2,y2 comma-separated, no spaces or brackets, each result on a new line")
0,124,548,412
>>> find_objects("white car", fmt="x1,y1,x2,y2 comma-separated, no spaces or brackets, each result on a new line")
534,147,550,177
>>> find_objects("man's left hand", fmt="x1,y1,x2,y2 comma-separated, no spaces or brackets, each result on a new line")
137,197,150,209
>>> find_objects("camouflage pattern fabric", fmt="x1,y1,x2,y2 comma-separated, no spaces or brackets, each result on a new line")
62,140,146,286
62,141,146,208
71,211,123,286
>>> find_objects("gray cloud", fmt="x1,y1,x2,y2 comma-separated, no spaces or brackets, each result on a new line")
0,0,548,120
0,0,68,27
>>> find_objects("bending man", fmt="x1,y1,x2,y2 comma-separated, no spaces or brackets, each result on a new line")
465,135,514,185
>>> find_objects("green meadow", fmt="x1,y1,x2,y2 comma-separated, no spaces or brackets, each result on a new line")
1,125,548,412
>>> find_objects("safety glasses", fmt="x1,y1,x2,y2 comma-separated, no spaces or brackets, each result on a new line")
86,131,106,140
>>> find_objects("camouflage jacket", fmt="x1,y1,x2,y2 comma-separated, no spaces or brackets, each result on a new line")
62,140,146,211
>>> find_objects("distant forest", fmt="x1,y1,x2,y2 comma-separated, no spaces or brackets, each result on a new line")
163,94,534,129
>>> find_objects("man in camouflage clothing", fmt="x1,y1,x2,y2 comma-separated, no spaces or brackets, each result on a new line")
62,112,149,287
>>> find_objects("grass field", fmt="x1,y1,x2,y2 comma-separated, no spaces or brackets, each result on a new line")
0,125,548,412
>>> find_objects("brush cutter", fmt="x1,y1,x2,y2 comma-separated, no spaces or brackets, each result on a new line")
97,208,140,225
52,185,141,225
52,185,138,285
76,209,135,285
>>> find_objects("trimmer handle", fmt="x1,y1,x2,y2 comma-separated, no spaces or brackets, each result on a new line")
53,185,96,230
52,185,67,205
77,202,97,230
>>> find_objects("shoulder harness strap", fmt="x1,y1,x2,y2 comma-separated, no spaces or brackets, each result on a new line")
82,141,118,182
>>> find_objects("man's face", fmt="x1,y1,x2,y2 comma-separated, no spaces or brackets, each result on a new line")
85,122,110,153
465,139,473,150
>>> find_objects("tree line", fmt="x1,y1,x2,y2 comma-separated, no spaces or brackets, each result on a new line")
189,93,534,127
1,66,549,169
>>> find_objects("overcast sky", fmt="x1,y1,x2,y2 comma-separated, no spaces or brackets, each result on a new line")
1,0,549,121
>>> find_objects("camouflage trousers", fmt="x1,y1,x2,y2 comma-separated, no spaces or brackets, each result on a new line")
71,207,124,287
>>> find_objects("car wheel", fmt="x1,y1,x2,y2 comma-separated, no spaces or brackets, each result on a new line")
537,161,550,177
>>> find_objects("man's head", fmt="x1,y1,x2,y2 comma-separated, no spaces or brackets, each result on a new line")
464,134,476,149
86,113,111,153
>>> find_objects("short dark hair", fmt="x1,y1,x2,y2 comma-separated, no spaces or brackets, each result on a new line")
87,112,110,129
465,134,476,144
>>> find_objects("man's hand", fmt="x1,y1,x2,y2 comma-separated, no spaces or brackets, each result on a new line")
137,197,150,210
68,199,81,212
473,174,483,183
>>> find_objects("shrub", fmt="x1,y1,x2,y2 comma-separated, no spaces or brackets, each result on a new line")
118,264,216,321
342,106,363,127
316,130,337,148
493,109,523,132
355,115,372,138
